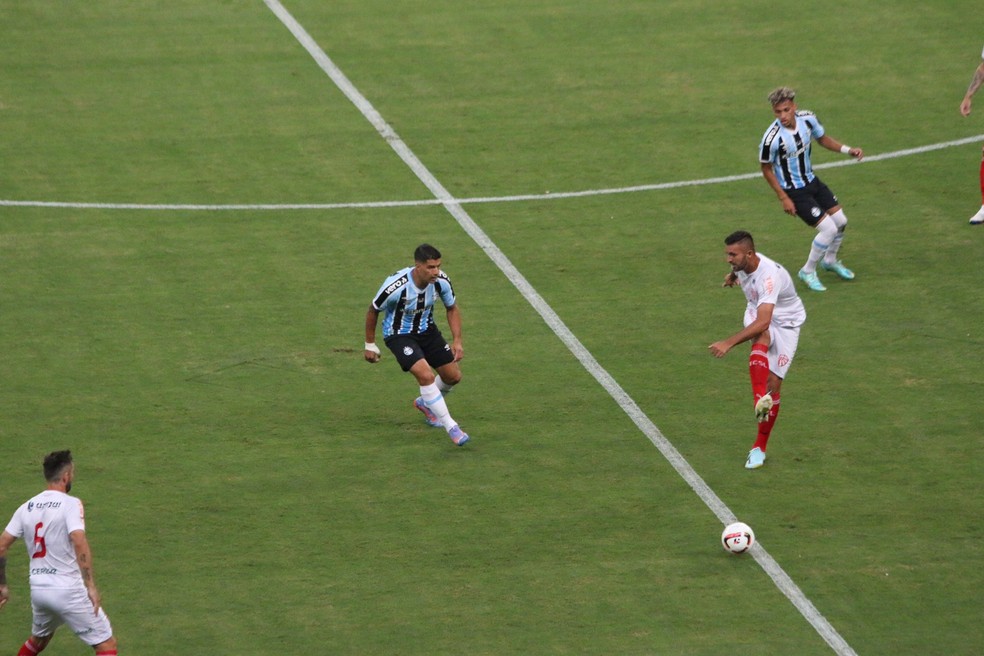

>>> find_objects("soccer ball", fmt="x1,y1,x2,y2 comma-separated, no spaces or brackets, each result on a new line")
721,522,755,554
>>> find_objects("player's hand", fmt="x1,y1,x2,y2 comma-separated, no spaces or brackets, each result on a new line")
961,98,973,116
0,584,9,610
780,197,796,216
848,147,864,161
708,341,731,358
723,272,739,287
451,342,464,363
364,342,381,363
86,585,101,616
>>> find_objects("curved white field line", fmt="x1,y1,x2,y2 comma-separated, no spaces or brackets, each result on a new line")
1,135,981,213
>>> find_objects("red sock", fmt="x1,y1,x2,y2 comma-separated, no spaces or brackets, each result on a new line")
753,393,780,451
749,344,770,402
96,652,118,656
18,639,42,656
979,157,984,203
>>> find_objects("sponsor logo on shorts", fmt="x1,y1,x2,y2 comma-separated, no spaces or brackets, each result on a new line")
31,567,59,576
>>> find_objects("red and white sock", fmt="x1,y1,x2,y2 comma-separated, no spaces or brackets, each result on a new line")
749,344,770,403
753,393,781,452
18,639,42,656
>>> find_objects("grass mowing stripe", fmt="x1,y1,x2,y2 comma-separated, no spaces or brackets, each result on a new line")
2,134,982,213
264,1,860,653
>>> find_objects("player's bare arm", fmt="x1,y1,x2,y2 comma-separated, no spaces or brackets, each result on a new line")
961,61,984,116
708,303,775,358
70,530,101,615
364,305,381,363
760,163,796,215
0,531,12,610
817,134,863,160
446,304,464,362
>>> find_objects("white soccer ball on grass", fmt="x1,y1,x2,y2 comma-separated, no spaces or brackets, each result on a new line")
721,522,755,554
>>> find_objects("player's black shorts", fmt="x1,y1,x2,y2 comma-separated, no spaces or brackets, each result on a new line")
785,177,839,226
385,327,455,372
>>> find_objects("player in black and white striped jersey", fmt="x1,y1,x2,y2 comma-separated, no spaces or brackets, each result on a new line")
759,87,864,292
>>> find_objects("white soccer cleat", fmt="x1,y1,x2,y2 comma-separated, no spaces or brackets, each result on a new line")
970,206,984,225
754,393,773,423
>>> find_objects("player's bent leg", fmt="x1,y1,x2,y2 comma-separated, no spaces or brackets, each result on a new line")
407,359,436,386
972,147,984,224
18,635,52,656
93,636,118,655
799,216,834,291
820,209,855,279
435,362,462,387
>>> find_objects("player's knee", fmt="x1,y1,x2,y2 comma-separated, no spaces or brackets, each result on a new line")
93,636,118,651
815,217,838,241
439,367,462,386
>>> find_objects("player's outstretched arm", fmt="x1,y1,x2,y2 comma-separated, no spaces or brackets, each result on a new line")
817,135,863,160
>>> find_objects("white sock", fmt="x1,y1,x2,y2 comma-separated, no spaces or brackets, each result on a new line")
435,374,455,395
420,383,455,429
804,217,837,272
823,210,848,263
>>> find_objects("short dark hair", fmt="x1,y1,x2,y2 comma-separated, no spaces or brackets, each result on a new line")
724,230,755,249
414,243,442,262
43,450,73,482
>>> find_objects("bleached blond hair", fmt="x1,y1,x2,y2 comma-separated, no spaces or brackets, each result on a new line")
767,86,796,106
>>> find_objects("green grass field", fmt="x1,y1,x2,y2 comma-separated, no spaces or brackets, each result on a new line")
2,1,983,654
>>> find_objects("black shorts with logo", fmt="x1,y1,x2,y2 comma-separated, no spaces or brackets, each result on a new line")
785,177,839,226
385,326,455,372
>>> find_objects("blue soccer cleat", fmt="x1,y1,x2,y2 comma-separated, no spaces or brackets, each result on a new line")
414,397,443,428
448,425,470,446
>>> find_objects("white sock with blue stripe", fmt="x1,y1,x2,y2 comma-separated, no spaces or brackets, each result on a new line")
420,383,455,429
804,216,838,272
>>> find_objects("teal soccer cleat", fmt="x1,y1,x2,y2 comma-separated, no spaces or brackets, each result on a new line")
821,260,855,280
798,269,827,292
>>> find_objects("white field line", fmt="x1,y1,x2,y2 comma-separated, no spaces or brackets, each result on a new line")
262,1,859,653
1,134,981,212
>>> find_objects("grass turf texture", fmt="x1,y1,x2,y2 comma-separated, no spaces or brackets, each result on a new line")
1,1,983,654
